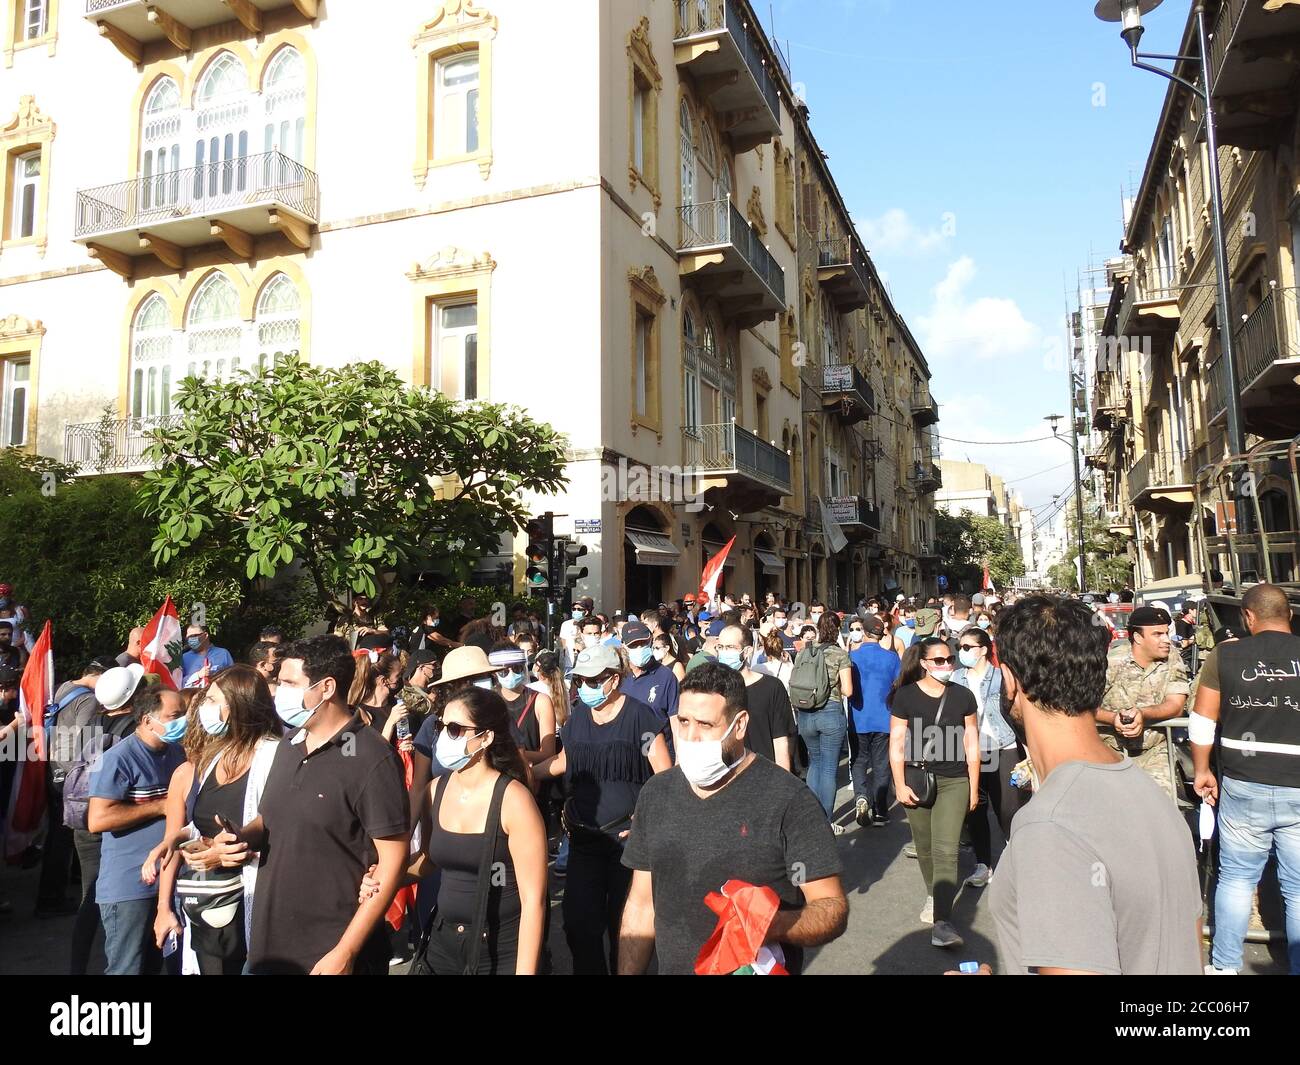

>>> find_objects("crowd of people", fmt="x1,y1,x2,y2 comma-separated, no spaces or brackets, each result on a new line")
0,575,1297,977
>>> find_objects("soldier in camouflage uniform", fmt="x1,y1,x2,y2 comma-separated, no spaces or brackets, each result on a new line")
1098,606,1190,801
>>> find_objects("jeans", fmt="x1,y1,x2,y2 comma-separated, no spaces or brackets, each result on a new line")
99,897,162,976
1212,776,1300,974
848,730,891,813
798,701,847,817
562,838,631,975
903,775,970,924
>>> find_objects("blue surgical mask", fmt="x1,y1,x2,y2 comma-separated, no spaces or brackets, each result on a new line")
572,610,585,620
578,678,611,709
718,649,744,671
629,646,654,668
498,670,525,690
274,678,324,729
977,617,992,630
155,715,188,744
199,699,228,737
186,636,202,652
958,648,981,669
429,619,440,629
905,619,916,629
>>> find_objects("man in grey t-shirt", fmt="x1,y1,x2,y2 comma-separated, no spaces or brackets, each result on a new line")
980,596,1201,975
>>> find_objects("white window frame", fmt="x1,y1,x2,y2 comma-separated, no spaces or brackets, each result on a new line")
12,150,40,240
634,311,649,418
21,0,46,42
431,298,479,401
1,357,30,448
434,51,480,159
633,84,647,175
679,100,695,208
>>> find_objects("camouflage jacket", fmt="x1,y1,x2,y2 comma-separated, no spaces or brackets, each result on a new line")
1100,643,1190,753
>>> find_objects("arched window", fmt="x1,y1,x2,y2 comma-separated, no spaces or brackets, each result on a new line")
254,273,301,372
679,100,695,208
194,52,251,200
130,294,174,421
187,273,241,383
263,47,306,164
821,291,840,365
141,78,182,211
698,121,717,203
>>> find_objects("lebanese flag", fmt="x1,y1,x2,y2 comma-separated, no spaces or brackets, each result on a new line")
4,621,51,859
694,880,788,976
982,562,992,592
699,536,737,606
140,596,184,691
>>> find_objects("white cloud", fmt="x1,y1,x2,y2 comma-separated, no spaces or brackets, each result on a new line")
856,208,948,257
916,257,1041,360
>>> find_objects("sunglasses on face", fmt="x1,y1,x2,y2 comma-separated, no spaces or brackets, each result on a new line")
926,655,956,667
440,721,484,741
580,674,614,689
959,644,982,652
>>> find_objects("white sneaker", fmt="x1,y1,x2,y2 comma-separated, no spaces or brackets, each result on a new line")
931,921,964,949
965,863,991,888
1203,964,1238,975
919,896,933,924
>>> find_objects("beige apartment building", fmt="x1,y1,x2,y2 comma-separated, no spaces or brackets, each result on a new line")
1087,0,1300,585
0,0,939,610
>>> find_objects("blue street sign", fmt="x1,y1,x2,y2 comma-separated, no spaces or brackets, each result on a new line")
937,575,949,590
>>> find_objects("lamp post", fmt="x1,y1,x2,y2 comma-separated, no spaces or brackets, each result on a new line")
1094,0,1247,458
1047,414,1089,591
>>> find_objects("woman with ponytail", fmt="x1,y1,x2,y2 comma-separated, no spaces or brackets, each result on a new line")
367,686,547,974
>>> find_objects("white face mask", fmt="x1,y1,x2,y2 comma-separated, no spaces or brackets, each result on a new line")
436,727,476,771
927,667,955,684
274,678,324,729
678,715,743,788
199,698,228,737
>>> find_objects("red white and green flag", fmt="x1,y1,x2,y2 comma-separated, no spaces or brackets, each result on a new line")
140,596,184,691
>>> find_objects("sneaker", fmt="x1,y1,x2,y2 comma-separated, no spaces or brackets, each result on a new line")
1203,964,1238,975
919,896,933,924
931,921,964,949
831,822,846,836
872,814,888,827
854,798,871,827
964,863,992,888
904,841,918,859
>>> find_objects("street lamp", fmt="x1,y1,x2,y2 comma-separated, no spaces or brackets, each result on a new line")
1047,414,1088,592
1093,0,1247,458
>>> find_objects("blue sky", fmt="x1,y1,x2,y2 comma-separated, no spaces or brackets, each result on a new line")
767,0,1186,521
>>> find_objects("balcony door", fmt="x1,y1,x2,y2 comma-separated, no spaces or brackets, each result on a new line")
679,101,696,210
193,53,251,206
140,78,182,216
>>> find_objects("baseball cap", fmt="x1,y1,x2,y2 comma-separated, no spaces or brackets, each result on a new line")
971,593,985,607
706,619,726,638
914,608,942,637
683,593,697,604
95,663,146,711
88,655,120,674
572,644,621,678
862,615,885,638
409,649,438,669
1130,606,1172,630
1213,626,1244,644
621,621,652,644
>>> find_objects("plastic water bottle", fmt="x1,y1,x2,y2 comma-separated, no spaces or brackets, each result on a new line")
958,961,980,974
393,700,410,742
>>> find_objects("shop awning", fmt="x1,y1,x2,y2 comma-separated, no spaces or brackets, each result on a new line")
626,529,681,568
754,549,786,575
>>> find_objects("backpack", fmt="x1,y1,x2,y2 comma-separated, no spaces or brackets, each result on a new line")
43,685,91,737
789,644,833,711
63,715,131,831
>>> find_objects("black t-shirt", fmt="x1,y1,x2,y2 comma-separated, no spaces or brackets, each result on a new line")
561,695,665,833
622,757,842,975
1211,631,1300,788
742,673,796,764
248,714,409,975
889,682,978,778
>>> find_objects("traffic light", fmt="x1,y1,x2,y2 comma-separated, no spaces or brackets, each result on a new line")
524,513,554,596
564,541,589,586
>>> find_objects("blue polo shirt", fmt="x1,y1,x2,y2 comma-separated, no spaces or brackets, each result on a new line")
620,660,679,719
182,644,235,684
848,642,901,734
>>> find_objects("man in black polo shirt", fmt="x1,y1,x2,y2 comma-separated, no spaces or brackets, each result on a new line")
215,634,409,975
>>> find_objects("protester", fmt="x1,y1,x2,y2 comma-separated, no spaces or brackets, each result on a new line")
86,684,188,975
952,626,1024,887
1194,584,1300,974
619,663,847,974
536,644,670,975
718,624,796,771
982,595,1201,974
145,667,281,975
212,634,409,975
410,604,461,659
619,620,679,722
490,643,556,765
791,612,853,830
181,624,234,687
888,638,980,949
115,626,144,668
848,615,901,828
651,631,687,684
248,641,282,694
0,621,24,671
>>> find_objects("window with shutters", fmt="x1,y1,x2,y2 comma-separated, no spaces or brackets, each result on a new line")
629,265,665,434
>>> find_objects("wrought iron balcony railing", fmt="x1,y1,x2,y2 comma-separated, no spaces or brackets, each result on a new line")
76,151,319,240
818,363,874,419
674,0,781,124
827,495,881,532
682,421,791,495
1128,450,1190,502
63,415,182,474
678,197,785,305
910,387,939,426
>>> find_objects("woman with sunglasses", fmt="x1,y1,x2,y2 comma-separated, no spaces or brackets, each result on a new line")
489,643,556,766
535,643,671,975
952,626,1023,889
887,638,980,949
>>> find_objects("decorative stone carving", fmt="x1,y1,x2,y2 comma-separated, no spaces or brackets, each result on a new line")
414,0,498,43
628,264,667,305
407,247,496,280
0,315,44,339
627,16,661,87
747,186,767,237
752,366,772,393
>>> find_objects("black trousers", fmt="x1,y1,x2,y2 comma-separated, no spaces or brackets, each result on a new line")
966,749,1028,868
425,912,521,975
562,838,631,976
37,778,74,907
848,730,892,813
191,899,248,976
70,829,103,976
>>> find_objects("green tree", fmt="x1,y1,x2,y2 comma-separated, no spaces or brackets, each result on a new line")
142,357,569,610
934,509,1026,591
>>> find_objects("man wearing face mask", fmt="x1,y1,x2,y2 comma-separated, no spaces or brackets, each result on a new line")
86,685,188,975
619,663,846,974
213,634,409,975
248,641,283,694
536,643,670,974
181,624,233,687
717,624,795,772
619,621,679,723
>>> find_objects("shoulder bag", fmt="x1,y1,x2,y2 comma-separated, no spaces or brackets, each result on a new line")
902,687,951,810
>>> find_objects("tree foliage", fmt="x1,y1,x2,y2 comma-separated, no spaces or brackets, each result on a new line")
141,357,569,608
934,509,1026,591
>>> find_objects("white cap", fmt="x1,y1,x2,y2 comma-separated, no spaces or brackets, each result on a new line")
95,663,146,711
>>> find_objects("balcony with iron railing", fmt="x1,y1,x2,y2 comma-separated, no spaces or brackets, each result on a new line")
818,363,874,425
75,152,319,278
909,386,939,427
827,496,881,539
682,421,791,500
673,0,781,150
816,237,870,312
1209,0,1300,149
1128,450,1193,514
85,0,316,62
678,197,785,321
1207,286,1300,437
1117,267,1179,337
63,415,183,475
908,454,942,493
